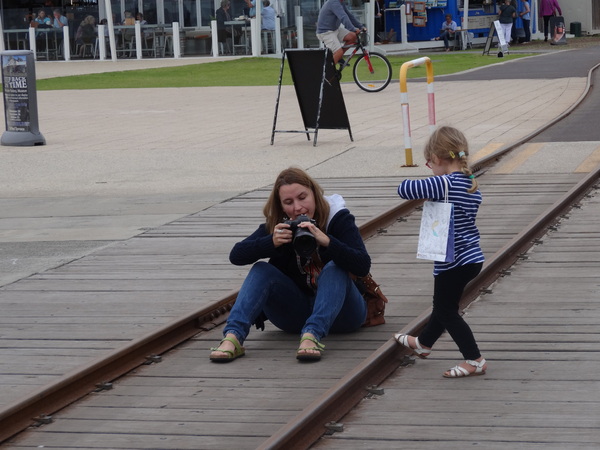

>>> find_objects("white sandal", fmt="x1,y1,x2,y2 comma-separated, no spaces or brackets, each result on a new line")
393,333,431,359
443,359,487,378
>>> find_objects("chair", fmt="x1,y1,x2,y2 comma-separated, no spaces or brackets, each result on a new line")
76,42,94,58
261,30,274,53
93,36,111,58
17,32,29,50
142,29,156,58
163,34,174,57
216,29,232,55
121,27,136,57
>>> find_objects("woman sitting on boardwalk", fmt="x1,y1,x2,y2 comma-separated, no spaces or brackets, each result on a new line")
210,167,371,362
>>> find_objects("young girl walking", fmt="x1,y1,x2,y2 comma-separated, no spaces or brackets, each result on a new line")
394,126,487,378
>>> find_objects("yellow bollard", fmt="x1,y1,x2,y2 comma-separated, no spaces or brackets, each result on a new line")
399,57,436,167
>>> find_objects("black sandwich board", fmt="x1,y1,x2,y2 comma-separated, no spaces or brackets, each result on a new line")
270,49,353,147
482,21,508,57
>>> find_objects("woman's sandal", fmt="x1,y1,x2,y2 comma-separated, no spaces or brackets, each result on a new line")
209,336,245,363
296,334,325,362
393,333,431,359
443,358,487,378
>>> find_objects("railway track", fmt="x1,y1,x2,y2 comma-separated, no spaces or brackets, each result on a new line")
2,155,599,448
2,64,600,449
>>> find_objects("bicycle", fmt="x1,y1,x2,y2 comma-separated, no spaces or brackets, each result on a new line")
337,31,392,93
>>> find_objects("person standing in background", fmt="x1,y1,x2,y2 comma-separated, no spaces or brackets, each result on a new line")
539,0,561,42
374,0,384,43
261,0,276,30
498,0,516,47
519,0,531,43
510,0,517,44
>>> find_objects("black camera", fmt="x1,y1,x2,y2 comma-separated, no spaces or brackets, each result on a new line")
284,214,318,258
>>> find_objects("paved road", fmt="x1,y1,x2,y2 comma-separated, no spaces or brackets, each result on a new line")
440,45,600,80
532,65,600,142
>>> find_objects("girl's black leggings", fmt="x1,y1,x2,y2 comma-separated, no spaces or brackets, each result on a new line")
419,262,483,360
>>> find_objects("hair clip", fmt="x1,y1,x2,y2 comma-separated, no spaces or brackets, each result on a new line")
469,175,475,179
449,151,456,159
459,151,466,158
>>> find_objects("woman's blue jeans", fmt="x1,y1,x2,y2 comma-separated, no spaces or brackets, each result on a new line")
224,261,367,344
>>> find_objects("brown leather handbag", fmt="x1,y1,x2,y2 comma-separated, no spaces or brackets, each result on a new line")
352,273,389,327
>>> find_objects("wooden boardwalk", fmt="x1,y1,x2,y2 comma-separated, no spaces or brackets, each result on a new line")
4,172,599,449
315,183,600,449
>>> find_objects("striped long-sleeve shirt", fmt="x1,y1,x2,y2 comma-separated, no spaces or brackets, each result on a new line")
398,172,485,275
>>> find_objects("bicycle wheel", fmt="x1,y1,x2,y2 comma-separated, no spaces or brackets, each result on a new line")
352,51,392,93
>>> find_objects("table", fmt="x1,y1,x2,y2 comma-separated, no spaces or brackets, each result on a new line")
224,20,251,55
140,25,167,57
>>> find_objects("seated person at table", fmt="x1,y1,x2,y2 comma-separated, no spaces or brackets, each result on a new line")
123,10,136,26
122,11,136,50
99,18,109,35
34,10,52,28
23,11,34,26
75,15,96,56
51,9,68,52
434,14,457,52
216,0,240,47
52,9,68,28
33,9,52,51
136,13,147,25
262,0,276,31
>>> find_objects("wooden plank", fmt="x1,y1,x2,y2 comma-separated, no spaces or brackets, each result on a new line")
3,173,598,449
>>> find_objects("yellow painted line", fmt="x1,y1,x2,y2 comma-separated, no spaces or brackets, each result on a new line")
492,143,545,174
471,142,505,163
574,144,600,173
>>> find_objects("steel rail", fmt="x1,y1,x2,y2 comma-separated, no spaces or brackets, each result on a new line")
259,164,600,450
0,292,237,443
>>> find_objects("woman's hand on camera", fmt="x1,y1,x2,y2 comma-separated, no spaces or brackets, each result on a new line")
272,224,292,247
298,222,330,248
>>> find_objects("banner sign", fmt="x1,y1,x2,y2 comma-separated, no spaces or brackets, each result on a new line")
1,50,45,146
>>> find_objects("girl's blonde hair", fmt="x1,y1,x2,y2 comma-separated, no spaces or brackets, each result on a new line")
263,167,330,233
424,126,478,193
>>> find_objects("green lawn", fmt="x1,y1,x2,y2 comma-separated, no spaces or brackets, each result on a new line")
32,53,532,90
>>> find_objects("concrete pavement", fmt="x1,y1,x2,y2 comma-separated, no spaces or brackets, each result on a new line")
0,51,590,285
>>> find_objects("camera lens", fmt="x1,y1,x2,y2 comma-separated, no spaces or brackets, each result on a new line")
293,228,317,258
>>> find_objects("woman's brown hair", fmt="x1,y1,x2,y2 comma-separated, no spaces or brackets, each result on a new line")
263,167,330,233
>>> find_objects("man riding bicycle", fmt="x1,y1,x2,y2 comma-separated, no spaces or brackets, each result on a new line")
316,0,366,66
